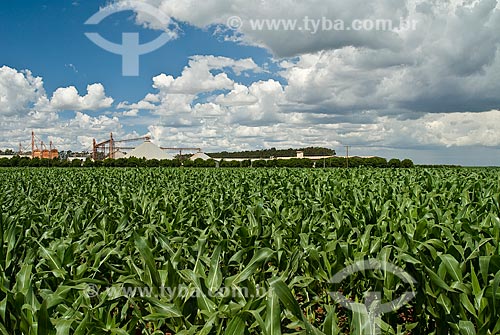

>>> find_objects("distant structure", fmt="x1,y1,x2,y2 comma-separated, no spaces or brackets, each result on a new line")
114,151,127,159
92,133,202,161
125,140,171,160
211,151,335,163
31,131,58,159
190,152,212,161
92,133,151,160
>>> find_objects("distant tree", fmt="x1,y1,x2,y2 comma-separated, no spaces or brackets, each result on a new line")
190,158,216,168
388,158,402,168
0,158,11,167
39,158,52,167
126,157,144,167
71,159,82,167
182,160,194,167
326,157,345,168
102,159,115,167
252,160,267,168
83,158,94,167
274,159,314,168
58,160,70,168
267,160,278,168
171,159,182,167
209,147,335,159
205,159,217,168
160,159,172,167
347,157,364,168
401,159,414,168
241,160,251,168
8,156,20,167
300,159,314,168
18,157,30,167
28,158,41,167
373,157,388,168
192,158,204,167
220,160,241,168
146,159,160,167
111,158,123,167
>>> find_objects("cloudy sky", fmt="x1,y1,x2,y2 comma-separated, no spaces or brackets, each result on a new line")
1,0,500,165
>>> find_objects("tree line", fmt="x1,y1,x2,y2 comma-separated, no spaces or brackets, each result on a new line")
0,155,417,168
209,147,336,159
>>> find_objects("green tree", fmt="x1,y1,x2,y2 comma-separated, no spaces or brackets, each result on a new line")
83,158,94,167
182,160,194,167
241,160,251,167
71,159,82,167
146,159,160,167
18,157,30,167
126,157,144,167
252,160,267,168
388,158,402,168
102,159,115,167
401,159,414,168
0,158,11,167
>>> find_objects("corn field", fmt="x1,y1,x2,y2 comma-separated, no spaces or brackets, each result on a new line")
0,168,499,334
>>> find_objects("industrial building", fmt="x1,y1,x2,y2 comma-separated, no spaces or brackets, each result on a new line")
3,131,335,164
92,133,202,161
2,131,61,159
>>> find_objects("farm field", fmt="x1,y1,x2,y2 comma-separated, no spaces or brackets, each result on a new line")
0,167,499,334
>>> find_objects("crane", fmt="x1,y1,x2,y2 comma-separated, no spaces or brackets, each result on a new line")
92,133,152,160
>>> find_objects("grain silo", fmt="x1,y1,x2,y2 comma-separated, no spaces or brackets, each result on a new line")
31,132,58,159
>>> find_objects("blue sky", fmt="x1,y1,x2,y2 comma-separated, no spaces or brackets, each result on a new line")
1,0,500,165
0,0,275,106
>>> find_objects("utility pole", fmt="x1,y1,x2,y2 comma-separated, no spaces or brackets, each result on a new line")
31,131,35,159
345,145,351,168
109,132,114,159
92,139,97,161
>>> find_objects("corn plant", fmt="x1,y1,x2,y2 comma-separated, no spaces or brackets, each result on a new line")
0,167,499,334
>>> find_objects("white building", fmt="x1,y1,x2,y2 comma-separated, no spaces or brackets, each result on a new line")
190,152,212,161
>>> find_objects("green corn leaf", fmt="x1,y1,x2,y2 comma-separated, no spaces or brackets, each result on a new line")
265,287,282,335
38,300,56,335
226,248,274,286
458,321,476,335
134,234,161,288
225,314,246,335
207,244,223,294
323,306,340,335
440,254,462,282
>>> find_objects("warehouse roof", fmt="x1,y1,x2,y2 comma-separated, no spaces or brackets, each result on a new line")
190,152,212,161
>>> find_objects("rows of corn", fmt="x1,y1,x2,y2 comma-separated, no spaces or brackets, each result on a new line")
0,167,499,334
